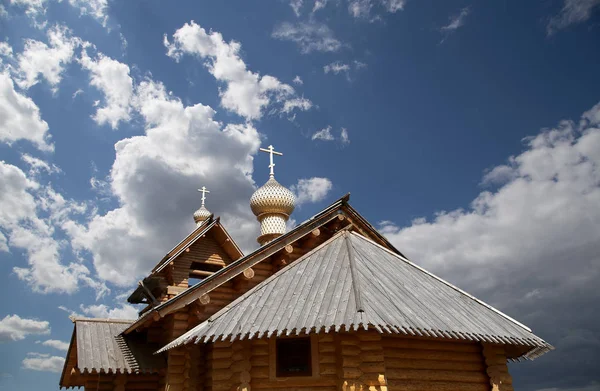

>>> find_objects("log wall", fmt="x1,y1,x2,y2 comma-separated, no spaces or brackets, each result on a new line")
383,336,493,391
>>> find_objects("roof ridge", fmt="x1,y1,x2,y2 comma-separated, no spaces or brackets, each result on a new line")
72,317,134,324
348,231,533,333
343,232,364,313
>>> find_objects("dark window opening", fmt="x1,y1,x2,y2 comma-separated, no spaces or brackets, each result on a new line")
276,337,312,377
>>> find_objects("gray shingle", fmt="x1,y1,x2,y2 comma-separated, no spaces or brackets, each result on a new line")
158,231,552,360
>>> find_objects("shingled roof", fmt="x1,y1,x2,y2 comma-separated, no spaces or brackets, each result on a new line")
60,318,165,388
158,231,553,360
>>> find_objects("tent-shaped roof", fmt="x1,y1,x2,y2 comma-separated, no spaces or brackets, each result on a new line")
159,231,552,360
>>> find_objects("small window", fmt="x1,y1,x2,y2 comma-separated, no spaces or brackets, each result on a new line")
276,337,312,377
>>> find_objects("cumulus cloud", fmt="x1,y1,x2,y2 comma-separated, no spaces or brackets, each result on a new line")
16,25,82,90
292,177,333,205
272,21,343,54
9,0,48,27
0,161,106,295
323,60,366,80
164,21,310,120
21,154,61,176
0,315,50,342
22,352,64,373
79,303,138,319
348,0,373,18
0,72,53,151
79,51,133,129
66,0,109,26
379,102,600,390
547,0,600,35
312,125,334,141
66,78,262,286
40,339,69,351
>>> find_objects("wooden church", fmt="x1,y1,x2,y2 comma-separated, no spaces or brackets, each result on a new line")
59,145,552,391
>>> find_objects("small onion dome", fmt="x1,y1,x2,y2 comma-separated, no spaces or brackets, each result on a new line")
193,205,211,225
250,177,296,217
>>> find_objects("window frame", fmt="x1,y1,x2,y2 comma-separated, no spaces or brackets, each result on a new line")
269,334,320,380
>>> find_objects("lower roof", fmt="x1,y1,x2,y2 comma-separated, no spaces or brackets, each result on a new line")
159,231,553,360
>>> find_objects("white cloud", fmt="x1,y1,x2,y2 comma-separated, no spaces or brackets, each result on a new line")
272,21,343,54
66,78,262,286
0,314,50,342
0,161,106,295
9,0,48,26
0,72,53,151
292,177,333,205
547,0,600,35
72,88,83,99
341,127,350,145
380,102,600,387
16,25,81,90
66,0,109,27
312,0,328,13
79,51,133,129
0,4,8,18
324,61,350,75
441,6,471,32
290,0,303,16
0,42,13,58
79,303,138,319
282,97,312,114
21,154,61,176
22,352,64,373
382,0,405,12
164,21,309,120
40,339,69,351
348,0,373,18
312,125,334,141
323,60,366,80
293,75,303,85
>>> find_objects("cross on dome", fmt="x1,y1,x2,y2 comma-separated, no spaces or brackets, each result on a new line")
259,145,283,178
198,186,210,206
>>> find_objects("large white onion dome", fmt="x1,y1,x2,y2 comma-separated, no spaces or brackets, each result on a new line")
250,177,296,245
250,177,296,217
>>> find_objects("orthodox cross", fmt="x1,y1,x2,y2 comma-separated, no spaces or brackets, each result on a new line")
259,145,283,178
198,186,210,206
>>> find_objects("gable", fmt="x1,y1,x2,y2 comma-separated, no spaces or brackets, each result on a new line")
128,218,243,305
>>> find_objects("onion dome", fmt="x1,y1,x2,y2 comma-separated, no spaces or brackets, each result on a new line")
250,177,296,217
193,205,211,226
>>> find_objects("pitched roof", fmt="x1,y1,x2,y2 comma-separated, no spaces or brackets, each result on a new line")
127,216,243,304
158,231,552,360
60,318,165,387
124,194,397,334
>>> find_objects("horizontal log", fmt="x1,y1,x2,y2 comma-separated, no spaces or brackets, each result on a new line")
386,380,489,391
384,337,482,353
250,366,269,379
251,378,337,388
320,363,336,376
387,368,489,383
385,349,483,362
386,358,485,372
319,354,336,364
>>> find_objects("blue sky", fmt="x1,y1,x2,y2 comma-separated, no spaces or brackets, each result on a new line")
1,0,600,390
